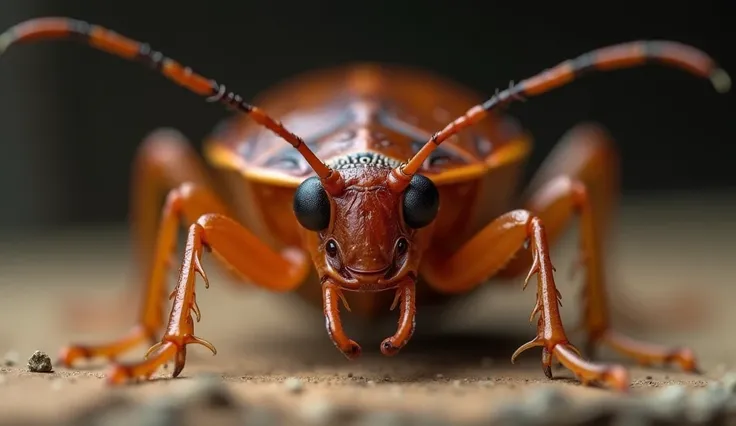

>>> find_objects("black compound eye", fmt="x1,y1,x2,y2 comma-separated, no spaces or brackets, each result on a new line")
293,176,331,231
325,239,338,257
402,174,439,229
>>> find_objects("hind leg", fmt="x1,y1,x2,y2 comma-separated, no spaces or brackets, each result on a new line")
499,123,697,372
59,128,225,366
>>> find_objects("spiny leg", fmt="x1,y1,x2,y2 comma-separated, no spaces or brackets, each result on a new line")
106,211,310,384
501,123,697,372
421,210,628,391
58,172,231,367
63,129,219,334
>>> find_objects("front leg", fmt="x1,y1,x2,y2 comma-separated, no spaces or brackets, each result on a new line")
106,209,310,384
502,123,698,372
422,211,628,391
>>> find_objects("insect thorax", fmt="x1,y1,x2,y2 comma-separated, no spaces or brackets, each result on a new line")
325,151,402,170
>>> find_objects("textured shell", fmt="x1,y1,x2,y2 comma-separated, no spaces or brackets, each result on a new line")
203,63,525,187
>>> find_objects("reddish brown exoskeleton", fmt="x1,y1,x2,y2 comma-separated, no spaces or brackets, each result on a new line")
0,17,730,391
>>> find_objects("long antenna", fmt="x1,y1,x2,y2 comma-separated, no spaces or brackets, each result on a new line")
390,40,731,192
0,17,344,193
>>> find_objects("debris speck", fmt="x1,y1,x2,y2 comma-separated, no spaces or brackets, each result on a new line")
645,375,653,380
3,350,18,366
435,373,444,379
27,350,53,373
284,377,304,394
366,380,376,387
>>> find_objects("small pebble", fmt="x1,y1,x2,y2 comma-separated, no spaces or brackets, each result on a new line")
3,350,18,366
27,350,53,373
366,380,376,387
435,373,444,379
645,375,653,380
284,377,304,394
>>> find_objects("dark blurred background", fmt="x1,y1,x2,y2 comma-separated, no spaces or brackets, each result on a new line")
0,1,732,231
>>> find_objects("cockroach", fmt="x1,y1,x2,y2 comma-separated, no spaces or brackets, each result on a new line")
0,17,730,391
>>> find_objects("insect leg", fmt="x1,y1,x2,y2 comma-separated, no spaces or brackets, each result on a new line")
504,123,698,372
64,128,220,329
59,129,224,366
103,185,310,384
421,209,629,391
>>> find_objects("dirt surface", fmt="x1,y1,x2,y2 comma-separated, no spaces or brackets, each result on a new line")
0,194,735,425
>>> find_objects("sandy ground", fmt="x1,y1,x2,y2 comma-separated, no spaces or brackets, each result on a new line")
0,194,735,425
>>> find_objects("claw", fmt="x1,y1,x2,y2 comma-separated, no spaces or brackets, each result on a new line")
191,296,202,322
541,347,553,378
511,337,543,364
193,254,210,289
523,253,540,291
185,334,217,355
144,341,165,359
172,346,187,378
